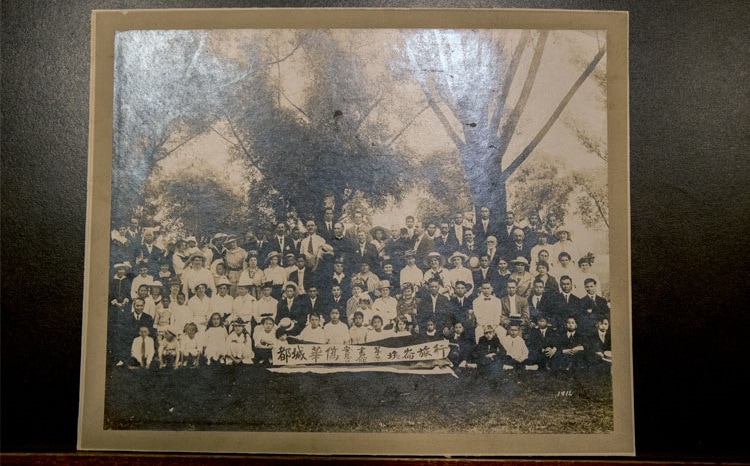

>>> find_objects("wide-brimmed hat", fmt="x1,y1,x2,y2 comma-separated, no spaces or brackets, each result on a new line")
378,280,392,290
113,261,132,270
150,281,163,289
231,318,246,326
448,251,469,263
278,317,294,330
511,257,530,268
266,251,281,264
405,250,416,259
167,277,182,287
187,252,205,263
192,281,209,292
283,281,298,292
237,275,253,288
424,251,446,268
215,276,231,289
554,226,572,238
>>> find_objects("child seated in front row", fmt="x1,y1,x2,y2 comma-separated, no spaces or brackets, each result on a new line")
203,312,228,365
323,308,350,345
158,329,181,370
498,323,531,370
298,313,325,344
366,315,390,343
180,322,202,368
349,311,368,344
226,320,254,365
129,324,156,369
153,294,173,341
253,316,278,366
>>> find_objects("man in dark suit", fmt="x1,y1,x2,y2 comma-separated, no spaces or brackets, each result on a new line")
134,229,164,276
483,235,502,269
324,283,349,324
417,279,453,335
304,284,326,322
458,229,480,257
449,280,475,338
472,254,497,292
412,222,435,271
448,212,468,248
269,222,295,257
276,282,308,335
500,279,531,331
434,222,459,257
114,297,155,366
528,279,556,325
502,228,532,264
497,211,519,249
344,210,371,246
586,316,612,369
550,275,581,330
576,278,610,337
472,206,500,249
317,207,337,242
287,255,315,296
555,316,587,371
526,315,560,370
350,229,380,274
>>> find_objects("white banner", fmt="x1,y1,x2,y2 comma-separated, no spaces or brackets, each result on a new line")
273,340,451,366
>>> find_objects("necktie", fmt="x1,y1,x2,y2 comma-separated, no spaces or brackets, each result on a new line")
308,238,314,254
141,337,147,367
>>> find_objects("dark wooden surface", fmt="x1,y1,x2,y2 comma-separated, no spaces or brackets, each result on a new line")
2,0,749,462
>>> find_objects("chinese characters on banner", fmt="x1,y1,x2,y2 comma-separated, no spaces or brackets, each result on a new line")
273,340,451,366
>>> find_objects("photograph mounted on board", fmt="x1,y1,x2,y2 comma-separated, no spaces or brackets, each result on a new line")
79,8,632,456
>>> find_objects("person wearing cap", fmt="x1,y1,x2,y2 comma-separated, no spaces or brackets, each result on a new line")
399,250,424,292
134,229,164,276
253,282,278,326
187,282,211,329
252,316,278,366
226,319,254,365
209,276,235,322
144,280,165,318
552,226,581,264
509,257,534,299
500,279,531,332
223,235,247,297
288,254,314,296
109,262,132,311
111,224,133,265
445,251,474,296
423,252,449,297
130,264,154,300
182,252,216,299
229,275,256,331
372,280,398,328
262,251,287,300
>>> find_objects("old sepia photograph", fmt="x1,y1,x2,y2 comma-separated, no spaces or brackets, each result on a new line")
79,8,632,456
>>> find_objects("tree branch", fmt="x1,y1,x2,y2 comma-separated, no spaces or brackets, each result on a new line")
494,31,549,160
504,45,607,178
263,42,302,67
354,95,384,134
386,104,431,148
490,30,532,134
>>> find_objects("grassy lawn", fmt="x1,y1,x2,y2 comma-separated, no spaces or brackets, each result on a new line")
104,365,612,434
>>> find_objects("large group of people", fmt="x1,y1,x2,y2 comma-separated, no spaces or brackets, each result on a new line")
108,205,611,375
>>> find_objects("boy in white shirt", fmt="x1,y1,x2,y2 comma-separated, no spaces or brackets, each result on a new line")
129,324,155,369
498,324,530,370
298,314,325,344
323,308,350,345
